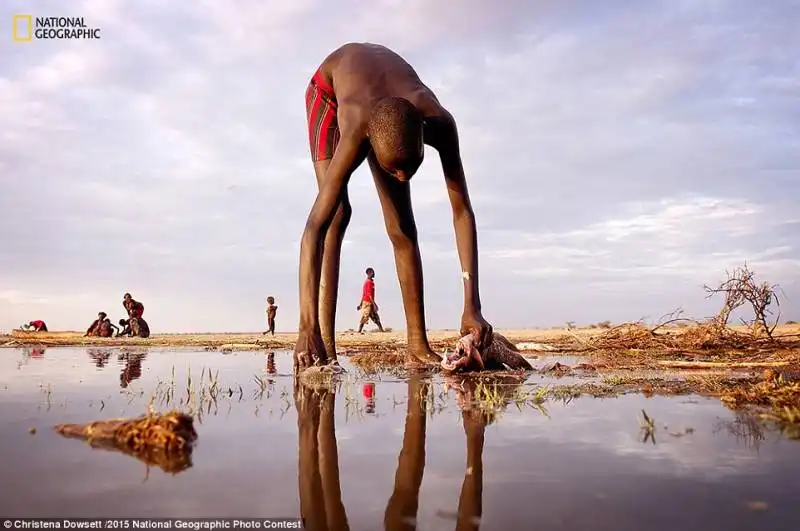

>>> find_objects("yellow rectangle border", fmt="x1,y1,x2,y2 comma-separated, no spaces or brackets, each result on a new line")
13,14,33,42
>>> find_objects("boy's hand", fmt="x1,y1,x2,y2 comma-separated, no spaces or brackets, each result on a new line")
460,310,493,351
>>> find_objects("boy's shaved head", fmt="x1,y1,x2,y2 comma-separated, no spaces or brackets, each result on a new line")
367,97,424,180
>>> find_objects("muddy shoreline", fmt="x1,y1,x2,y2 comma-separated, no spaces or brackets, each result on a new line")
5,323,799,347
5,325,799,370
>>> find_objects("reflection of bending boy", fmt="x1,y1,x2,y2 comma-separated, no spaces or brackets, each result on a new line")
357,267,384,333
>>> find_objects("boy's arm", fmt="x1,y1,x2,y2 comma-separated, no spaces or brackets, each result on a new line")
428,112,492,346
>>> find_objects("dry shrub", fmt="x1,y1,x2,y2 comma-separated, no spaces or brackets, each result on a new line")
704,263,783,339
581,264,796,353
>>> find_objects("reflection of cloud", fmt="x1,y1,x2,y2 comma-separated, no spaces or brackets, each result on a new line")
1,0,798,331
495,394,778,480
3,355,799,524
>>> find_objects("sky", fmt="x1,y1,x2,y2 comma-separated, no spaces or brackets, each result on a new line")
1,0,798,334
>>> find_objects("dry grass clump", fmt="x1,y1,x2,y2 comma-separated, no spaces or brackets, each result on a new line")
720,372,800,439
586,322,663,350
55,409,197,474
585,321,761,351
721,373,800,409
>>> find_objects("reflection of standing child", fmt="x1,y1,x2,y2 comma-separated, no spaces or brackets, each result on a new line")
264,296,278,335
363,382,376,414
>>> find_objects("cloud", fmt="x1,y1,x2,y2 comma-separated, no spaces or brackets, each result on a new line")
485,195,800,279
1,0,798,333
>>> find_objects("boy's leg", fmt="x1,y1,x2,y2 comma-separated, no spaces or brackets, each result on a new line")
371,307,385,332
357,303,371,333
313,160,352,361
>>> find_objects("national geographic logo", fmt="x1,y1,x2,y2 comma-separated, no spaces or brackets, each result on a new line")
12,15,101,42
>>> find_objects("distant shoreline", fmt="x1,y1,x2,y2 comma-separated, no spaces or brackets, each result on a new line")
3,327,571,350
4,324,799,351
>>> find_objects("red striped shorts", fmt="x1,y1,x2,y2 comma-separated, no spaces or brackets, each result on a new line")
305,70,340,163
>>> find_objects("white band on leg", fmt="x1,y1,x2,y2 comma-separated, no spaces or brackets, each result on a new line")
462,271,471,281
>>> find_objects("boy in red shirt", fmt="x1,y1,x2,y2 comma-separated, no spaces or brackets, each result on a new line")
357,267,384,333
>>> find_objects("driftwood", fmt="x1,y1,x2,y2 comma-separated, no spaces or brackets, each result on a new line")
54,411,197,474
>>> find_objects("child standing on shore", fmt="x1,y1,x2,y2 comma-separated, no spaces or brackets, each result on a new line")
264,296,278,335
357,267,384,333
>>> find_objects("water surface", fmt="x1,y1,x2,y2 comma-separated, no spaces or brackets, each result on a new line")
0,346,797,530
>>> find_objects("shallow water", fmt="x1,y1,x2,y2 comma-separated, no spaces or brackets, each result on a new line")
0,346,798,530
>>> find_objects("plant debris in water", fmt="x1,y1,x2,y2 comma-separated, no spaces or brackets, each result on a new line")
720,372,800,439
54,409,197,474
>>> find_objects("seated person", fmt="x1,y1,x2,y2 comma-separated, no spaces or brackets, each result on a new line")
85,312,117,338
